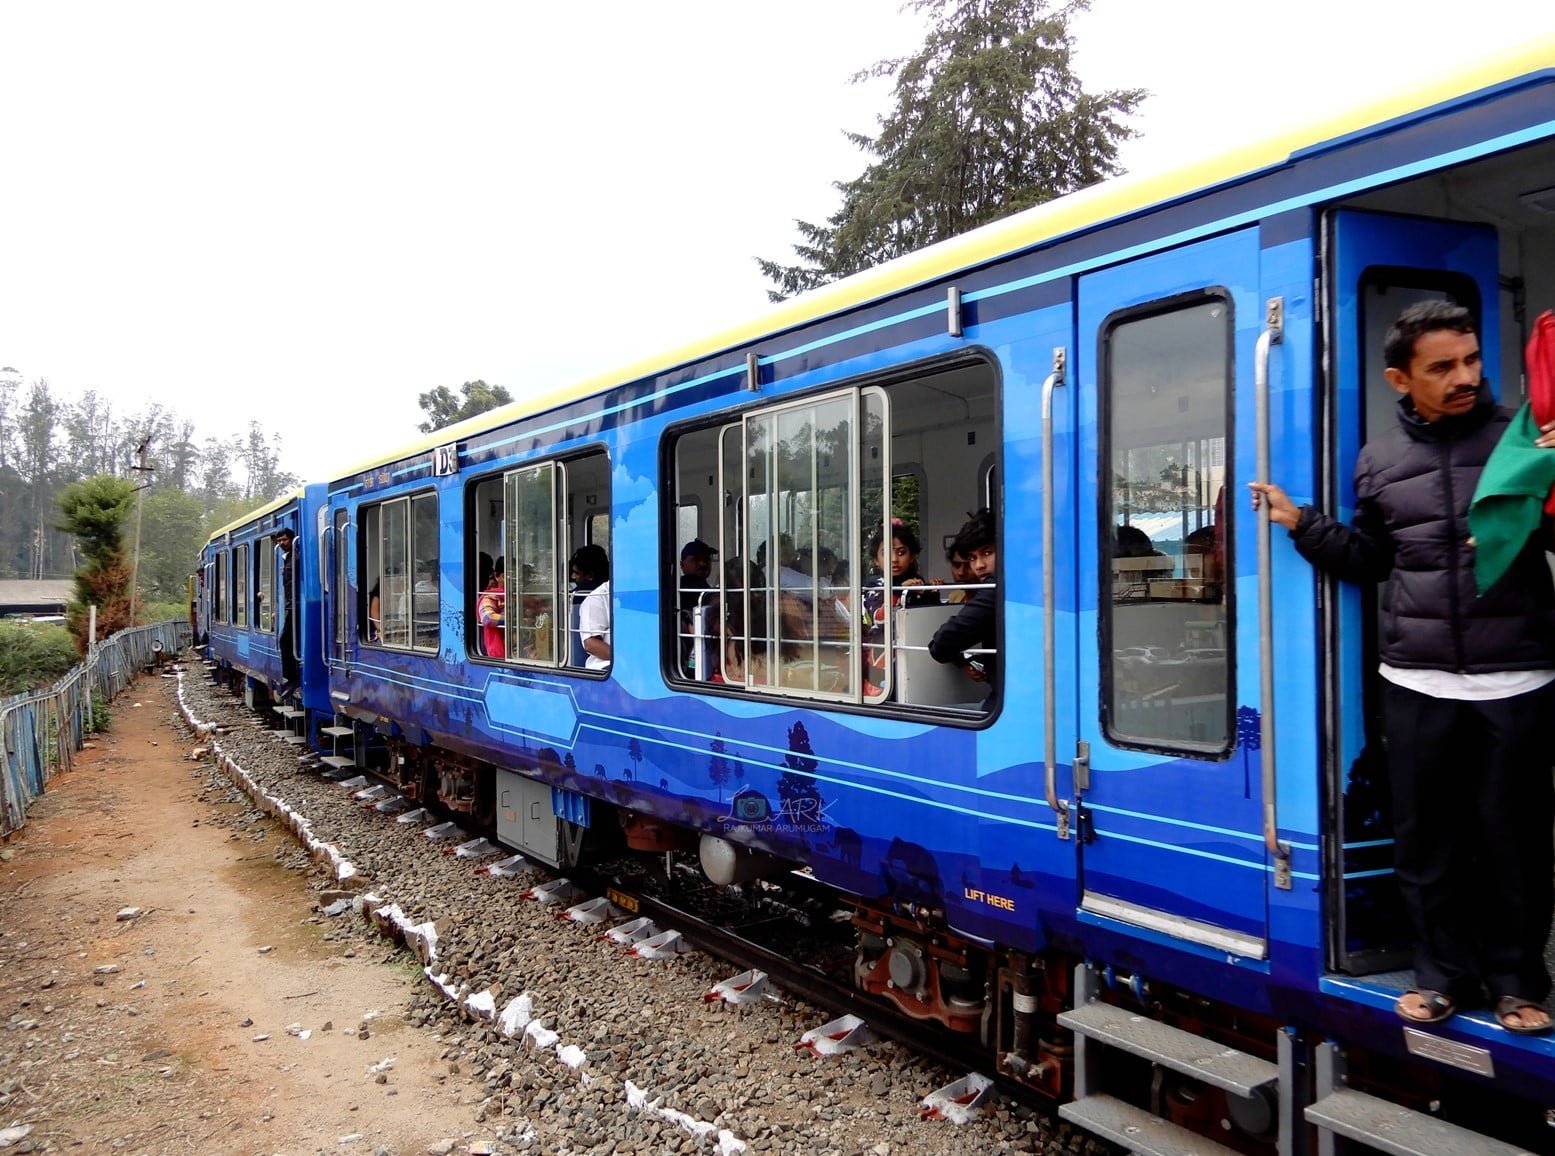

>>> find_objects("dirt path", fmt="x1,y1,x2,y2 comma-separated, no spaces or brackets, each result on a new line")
0,673,496,1155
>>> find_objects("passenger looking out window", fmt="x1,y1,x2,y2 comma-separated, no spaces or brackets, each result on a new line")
572,545,611,672
863,519,936,695
476,559,505,658
942,545,975,605
928,508,997,699
678,539,718,677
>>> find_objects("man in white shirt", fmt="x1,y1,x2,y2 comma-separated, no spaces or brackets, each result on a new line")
572,545,611,672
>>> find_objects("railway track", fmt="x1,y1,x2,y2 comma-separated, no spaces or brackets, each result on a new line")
579,858,1034,1103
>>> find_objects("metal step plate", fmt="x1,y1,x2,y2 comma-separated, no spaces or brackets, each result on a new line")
273,706,304,719
1306,1088,1536,1156
320,726,354,738
1060,1094,1240,1156
1058,1002,1278,1096
320,755,357,770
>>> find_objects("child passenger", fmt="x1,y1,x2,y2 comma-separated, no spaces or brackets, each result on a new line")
862,519,937,694
476,559,505,658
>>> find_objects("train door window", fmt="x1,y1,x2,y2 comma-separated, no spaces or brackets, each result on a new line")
360,492,438,653
214,550,228,623
255,538,275,632
1102,294,1233,751
466,449,610,669
332,509,348,660
232,544,249,627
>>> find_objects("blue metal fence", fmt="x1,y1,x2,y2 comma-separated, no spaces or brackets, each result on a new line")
0,620,191,836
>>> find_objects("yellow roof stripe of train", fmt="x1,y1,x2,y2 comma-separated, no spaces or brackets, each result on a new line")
210,487,306,540
326,33,1555,490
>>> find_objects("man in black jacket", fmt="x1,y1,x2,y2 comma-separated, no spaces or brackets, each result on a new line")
1251,300,1555,1034
929,508,997,700
275,527,299,698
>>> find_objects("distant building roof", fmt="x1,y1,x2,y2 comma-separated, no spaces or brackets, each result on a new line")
0,580,73,615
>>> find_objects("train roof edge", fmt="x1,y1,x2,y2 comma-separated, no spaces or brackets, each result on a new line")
206,487,306,544
235,33,1555,508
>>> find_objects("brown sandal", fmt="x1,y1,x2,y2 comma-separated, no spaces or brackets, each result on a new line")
1494,996,1553,1036
1395,990,1456,1025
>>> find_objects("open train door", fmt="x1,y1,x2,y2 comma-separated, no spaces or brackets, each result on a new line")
1072,229,1271,959
1320,210,1501,975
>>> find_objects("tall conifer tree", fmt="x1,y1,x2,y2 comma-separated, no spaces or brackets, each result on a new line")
758,0,1144,300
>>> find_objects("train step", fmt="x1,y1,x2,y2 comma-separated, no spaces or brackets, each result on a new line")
1058,1094,1240,1156
1058,1001,1278,1097
273,706,304,720
1305,1088,1536,1156
320,755,357,770
282,734,307,745
320,726,354,738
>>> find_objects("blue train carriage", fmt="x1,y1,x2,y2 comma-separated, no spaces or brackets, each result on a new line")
199,485,328,724
280,36,1555,1154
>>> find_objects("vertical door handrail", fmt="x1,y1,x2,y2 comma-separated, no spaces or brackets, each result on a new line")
1041,347,1070,839
319,519,331,669
1256,298,1293,888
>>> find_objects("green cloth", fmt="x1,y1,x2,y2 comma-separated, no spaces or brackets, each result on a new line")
1468,402,1555,592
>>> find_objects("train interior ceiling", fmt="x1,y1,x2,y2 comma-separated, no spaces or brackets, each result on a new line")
1341,136,1555,396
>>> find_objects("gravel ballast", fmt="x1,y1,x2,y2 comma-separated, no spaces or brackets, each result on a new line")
175,665,1113,1155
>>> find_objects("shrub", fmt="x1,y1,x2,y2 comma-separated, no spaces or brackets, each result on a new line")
138,601,187,626
0,621,81,698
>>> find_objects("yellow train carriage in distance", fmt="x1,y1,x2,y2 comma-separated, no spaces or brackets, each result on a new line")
200,37,1555,1155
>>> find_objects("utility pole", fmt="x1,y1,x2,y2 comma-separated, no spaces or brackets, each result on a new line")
128,435,153,626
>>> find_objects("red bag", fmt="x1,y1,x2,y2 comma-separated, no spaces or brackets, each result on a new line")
1527,310,1555,513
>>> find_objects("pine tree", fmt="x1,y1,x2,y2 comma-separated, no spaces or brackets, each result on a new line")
708,733,732,803
757,0,1144,300
777,721,826,824
56,474,137,650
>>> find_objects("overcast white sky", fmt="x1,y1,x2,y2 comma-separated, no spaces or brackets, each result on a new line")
1,1,1545,484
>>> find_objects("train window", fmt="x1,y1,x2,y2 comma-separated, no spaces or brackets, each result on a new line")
1102,294,1233,752
214,551,228,623
587,511,610,551
507,465,560,663
255,538,275,632
668,359,998,712
359,491,440,654
233,544,249,628
466,449,611,671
